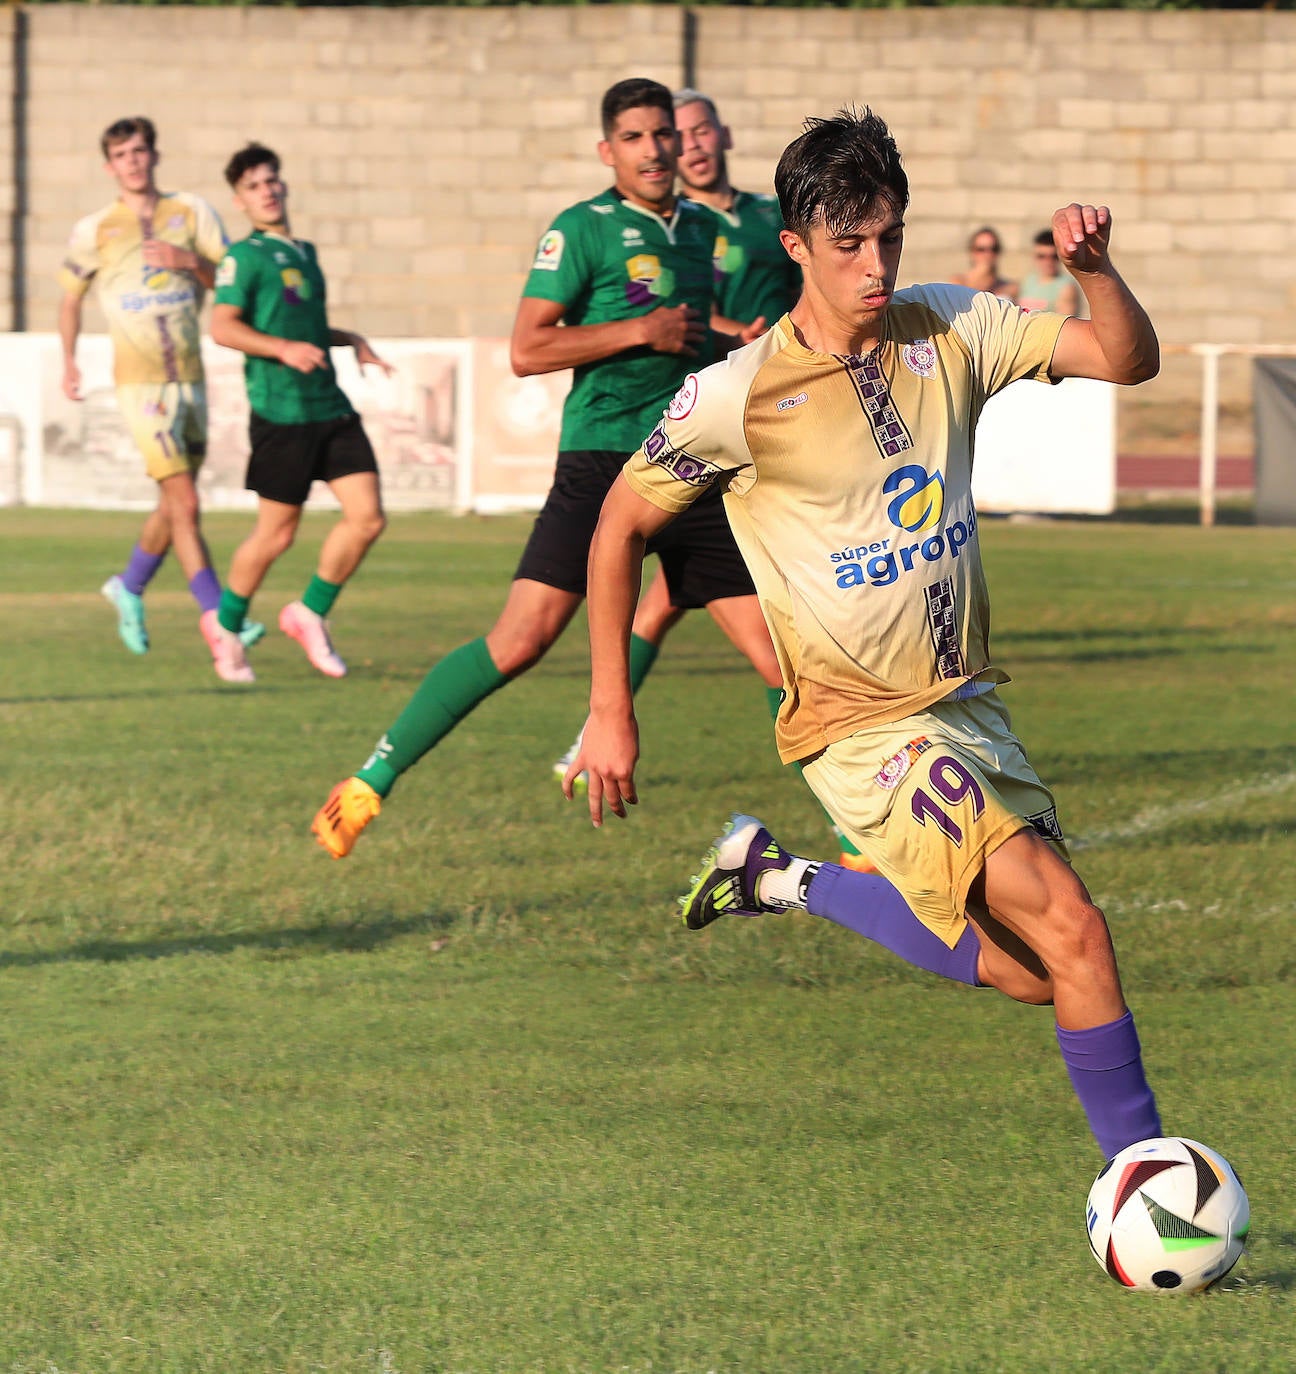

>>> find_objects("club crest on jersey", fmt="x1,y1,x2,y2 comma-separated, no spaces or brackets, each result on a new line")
902,341,937,379
280,267,309,305
533,229,564,271
642,424,721,486
874,737,933,791
667,374,699,421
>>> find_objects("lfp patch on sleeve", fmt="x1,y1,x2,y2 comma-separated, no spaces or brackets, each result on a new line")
667,373,699,421
533,229,564,271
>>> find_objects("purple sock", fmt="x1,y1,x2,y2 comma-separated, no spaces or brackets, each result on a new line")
188,567,222,615
121,544,165,596
1056,1010,1162,1159
806,863,983,986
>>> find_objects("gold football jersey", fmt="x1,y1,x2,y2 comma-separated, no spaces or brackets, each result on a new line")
59,192,228,385
623,285,1068,763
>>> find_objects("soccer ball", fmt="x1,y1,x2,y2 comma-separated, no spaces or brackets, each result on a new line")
1085,1137,1249,1293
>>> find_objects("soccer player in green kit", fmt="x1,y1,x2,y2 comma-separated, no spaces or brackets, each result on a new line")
208,142,391,684
546,87,872,867
674,87,802,337
313,78,771,856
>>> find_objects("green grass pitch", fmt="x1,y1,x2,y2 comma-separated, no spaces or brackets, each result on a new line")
1,507,1293,1372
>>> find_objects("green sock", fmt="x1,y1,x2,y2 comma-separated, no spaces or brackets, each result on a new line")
302,574,342,618
217,589,251,635
765,684,862,857
356,637,507,797
628,633,660,692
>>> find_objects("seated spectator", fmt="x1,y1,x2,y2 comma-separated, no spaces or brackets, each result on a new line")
1017,228,1080,316
950,225,1017,300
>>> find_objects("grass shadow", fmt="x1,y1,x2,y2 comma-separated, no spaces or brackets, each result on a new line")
0,909,456,969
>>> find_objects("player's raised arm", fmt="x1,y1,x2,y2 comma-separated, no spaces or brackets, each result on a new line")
569,474,678,827
1047,204,1159,385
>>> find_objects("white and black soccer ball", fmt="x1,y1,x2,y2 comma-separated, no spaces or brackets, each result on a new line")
1086,1137,1249,1293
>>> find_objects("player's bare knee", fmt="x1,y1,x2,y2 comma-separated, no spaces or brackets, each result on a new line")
486,624,554,676
1050,898,1115,977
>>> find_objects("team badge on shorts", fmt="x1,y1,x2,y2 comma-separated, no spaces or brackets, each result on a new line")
1026,806,1065,842
874,736,934,791
902,341,937,379
667,373,699,420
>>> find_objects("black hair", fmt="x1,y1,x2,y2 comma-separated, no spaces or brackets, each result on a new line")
775,107,908,240
224,142,280,189
600,78,674,140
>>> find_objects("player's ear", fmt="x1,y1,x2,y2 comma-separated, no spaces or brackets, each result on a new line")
722,124,733,152
597,139,614,169
779,228,809,265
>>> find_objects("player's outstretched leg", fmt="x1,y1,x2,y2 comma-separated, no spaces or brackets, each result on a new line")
313,580,582,858
679,814,984,986
101,574,150,655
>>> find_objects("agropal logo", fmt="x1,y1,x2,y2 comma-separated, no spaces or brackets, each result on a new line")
828,465,975,590
885,464,945,532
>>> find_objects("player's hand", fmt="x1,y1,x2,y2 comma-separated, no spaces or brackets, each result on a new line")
141,239,191,271
354,337,395,377
641,304,706,356
1053,204,1112,276
739,315,768,344
277,340,328,373
61,362,83,402
566,709,640,828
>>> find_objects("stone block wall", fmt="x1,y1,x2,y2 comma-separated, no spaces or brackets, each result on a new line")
11,6,1296,428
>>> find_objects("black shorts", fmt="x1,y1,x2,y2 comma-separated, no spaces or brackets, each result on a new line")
246,411,378,507
513,449,756,608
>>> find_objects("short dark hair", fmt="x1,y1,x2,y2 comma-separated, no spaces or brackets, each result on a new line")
100,117,156,160
775,107,908,241
600,78,673,140
1033,228,1056,249
968,225,1001,253
224,142,280,189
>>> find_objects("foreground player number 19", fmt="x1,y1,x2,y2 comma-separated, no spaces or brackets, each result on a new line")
910,755,985,847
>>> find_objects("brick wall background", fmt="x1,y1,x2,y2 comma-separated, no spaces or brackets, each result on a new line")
13,6,1296,441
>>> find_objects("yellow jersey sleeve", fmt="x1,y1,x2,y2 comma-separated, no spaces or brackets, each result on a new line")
622,331,779,513
58,209,104,299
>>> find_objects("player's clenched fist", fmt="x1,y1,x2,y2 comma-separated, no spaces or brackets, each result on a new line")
641,303,706,356
1052,203,1112,276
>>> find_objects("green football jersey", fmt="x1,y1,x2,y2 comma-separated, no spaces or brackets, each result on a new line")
521,190,718,453
701,191,802,329
213,232,352,426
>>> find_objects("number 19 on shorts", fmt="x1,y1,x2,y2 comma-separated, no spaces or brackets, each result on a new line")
910,755,985,848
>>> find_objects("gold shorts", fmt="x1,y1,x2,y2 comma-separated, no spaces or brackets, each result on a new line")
116,382,207,482
801,691,1069,948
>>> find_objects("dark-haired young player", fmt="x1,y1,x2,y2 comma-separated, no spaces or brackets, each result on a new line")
208,143,390,684
546,87,873,866
574,107,1165,1160
58,116,261,677
312,77,769,856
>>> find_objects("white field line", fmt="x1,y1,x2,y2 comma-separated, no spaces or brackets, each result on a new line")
1070,771,1296,852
